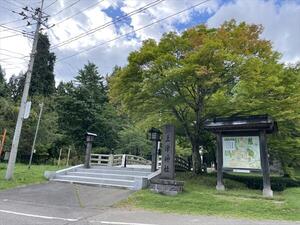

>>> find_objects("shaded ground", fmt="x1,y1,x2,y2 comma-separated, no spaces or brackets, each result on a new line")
0,181,299,225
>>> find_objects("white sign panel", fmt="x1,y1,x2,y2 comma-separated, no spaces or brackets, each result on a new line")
23,101,32,119
223,136,261,170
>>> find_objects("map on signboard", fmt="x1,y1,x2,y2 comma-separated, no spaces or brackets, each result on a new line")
222,136,261,169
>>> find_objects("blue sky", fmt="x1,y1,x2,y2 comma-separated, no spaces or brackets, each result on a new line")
0,0,299,82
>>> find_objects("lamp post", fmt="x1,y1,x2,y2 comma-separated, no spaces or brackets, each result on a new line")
148,127,161,172
84,132,97,168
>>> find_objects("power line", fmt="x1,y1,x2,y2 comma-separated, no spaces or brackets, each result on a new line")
0,24,28,35
2,0,24,9
0,48,27,56
0,52,28,59
0,33,31,40
57,0,212,62
51,0,81,18
0,18,24,26
53,0,105,27
51,0,165,49
0,23,37,32
44,0,58,10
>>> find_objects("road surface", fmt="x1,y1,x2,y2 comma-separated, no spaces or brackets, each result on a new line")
0,182,298,225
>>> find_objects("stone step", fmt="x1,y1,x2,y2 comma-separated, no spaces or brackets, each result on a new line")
54,174,135,187
51,178,133,189
75,168,151,176
67,171,145,180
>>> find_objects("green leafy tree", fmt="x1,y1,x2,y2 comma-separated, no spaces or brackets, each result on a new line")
115,125,152,157
109,21,293,174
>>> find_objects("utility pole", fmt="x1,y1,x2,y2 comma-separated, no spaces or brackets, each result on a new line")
28,102,44,169
66,146,71,167
0,129,7,157
57,148,62,166
5,0,45,179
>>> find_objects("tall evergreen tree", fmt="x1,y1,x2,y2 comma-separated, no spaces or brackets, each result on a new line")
0,65,8,97
7,73,25,101
30,33,56,96
56,62,122,151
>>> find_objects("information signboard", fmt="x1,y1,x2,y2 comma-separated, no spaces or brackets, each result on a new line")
222,136,261,170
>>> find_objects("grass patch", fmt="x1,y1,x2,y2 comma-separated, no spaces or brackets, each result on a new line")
122,172,300,221
0,163,64,191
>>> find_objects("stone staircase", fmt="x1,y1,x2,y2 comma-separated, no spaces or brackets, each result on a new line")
48,165,152,190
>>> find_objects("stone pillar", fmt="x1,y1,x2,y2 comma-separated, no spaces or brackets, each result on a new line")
161,124,175,180
84,133,97,168
259,130,273,197
84,141,92,168
151,141,158,172
216,133,225,191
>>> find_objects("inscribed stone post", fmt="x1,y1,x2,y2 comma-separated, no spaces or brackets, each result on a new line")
161,124,175,180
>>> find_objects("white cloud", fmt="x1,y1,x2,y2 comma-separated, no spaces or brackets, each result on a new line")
207,0,300,63
2,0,299,83
0,28,31,78
121,0,219,41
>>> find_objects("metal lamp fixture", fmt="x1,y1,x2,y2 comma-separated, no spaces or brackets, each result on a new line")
148,127,161,141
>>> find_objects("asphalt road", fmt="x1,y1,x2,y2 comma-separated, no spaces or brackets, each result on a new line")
0,182,299,225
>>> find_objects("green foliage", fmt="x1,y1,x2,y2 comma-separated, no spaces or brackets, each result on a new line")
0,66,9,98
123,173,300,221
30,33,56,96
110,20,294,173
115,125,152,157
0,163,64,190
224,173,300,191
56,62,123,153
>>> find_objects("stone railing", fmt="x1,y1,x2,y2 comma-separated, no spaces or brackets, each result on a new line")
90,154,151,167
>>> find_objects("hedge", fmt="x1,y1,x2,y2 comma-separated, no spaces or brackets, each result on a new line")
224,173,300,191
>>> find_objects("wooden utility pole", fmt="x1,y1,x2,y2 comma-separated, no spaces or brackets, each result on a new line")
66,146,71,166
6,0,45,179
0,129,7,157
57,148,62,166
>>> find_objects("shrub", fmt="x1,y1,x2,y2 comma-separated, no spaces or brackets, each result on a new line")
224,173,300,191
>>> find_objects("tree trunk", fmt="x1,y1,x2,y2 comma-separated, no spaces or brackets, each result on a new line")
192,143,202,174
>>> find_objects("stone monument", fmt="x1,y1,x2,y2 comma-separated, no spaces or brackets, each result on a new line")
150,124,184,195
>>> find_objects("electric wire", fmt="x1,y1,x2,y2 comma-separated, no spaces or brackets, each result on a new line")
44,0,58,10
50,0,165,49
0,18,24,26
0,48,27,56
53,0,105,27
51,0,81,18
56,0,212,62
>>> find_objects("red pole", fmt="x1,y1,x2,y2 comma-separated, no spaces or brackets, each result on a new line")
0,129,7,156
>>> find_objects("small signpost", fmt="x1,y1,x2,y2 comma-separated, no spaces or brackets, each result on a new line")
205,115,277,197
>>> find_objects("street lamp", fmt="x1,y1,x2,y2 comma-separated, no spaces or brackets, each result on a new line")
148,127,161,172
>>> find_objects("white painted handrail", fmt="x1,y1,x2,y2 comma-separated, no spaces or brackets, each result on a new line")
90,154,151,167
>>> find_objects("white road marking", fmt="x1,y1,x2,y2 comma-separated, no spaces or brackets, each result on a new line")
90,221,159,225
0,209,79,222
